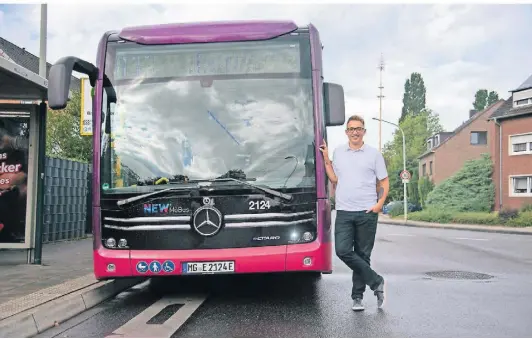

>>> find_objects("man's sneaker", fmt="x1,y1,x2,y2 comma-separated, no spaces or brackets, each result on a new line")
374,280,385,308
352,298,364,311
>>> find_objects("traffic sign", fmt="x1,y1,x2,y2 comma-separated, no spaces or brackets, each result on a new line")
400,170,411,181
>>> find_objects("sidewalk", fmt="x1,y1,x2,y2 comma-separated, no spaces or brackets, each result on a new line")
0,237,142,337
378,214,532,235
0,237,94,305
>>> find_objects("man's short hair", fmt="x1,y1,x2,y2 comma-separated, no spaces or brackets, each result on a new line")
346,115,365,127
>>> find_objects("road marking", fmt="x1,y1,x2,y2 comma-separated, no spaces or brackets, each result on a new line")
106,294,207,338
386,233,416,237
453,237,488,241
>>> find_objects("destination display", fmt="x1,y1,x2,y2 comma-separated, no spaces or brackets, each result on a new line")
113,42,301,80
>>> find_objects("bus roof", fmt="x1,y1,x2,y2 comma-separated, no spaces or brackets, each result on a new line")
118,20,301,45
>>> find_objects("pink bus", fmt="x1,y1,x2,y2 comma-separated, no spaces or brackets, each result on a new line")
47,20,345,280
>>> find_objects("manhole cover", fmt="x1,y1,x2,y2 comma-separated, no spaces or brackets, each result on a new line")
425,270,494,280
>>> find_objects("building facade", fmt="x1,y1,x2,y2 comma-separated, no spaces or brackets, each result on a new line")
489,75,532,211
418,101,504,186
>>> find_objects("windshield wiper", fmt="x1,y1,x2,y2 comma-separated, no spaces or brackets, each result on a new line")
116,186,194,207
205,177,293,201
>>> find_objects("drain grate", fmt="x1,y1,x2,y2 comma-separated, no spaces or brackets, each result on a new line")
425,270,494,280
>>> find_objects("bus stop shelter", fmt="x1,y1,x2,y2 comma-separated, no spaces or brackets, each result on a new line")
0,55,48,264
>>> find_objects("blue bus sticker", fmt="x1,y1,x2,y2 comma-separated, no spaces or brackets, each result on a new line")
136,261,148,273
149,261,162,273
162,260,175,273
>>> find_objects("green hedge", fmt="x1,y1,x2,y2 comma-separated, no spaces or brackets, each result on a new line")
425,154,495,212
393,209,532,227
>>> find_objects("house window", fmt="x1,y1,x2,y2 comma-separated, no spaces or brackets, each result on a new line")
434,135,440,147
510,175,532,197
513,143,527,152
422,163,426,176
509,133,532,155
470,131,487,145
429,161,433,175
427,139,432,150
515,99,531,106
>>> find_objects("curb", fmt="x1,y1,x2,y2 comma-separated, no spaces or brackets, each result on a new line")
378,218,532,236
0,277,144,338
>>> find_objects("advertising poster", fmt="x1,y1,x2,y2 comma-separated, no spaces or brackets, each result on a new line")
0,114,30,243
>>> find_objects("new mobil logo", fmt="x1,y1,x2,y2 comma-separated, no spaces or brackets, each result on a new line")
144,203,190,214
136,260,175,274
144,203,170,214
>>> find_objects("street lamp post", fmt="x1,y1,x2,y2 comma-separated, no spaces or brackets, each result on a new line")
372,117,408,222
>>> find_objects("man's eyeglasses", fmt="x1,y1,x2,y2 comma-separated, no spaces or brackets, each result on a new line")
346,127,365,133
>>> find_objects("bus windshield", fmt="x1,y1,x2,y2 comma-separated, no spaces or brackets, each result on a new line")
100,33,316,193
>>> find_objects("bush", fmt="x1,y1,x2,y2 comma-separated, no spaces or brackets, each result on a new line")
520,203,532,213
395,208,532,227
406,210,453,223
425,154,495,212
499,208,519,222
451,212,501,225
388,203,404,218
504,212,532,227
418,175,434,209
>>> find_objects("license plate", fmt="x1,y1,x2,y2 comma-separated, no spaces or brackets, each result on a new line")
182,261,235,274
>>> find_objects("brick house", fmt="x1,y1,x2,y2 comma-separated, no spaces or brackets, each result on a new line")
488,75,532,211
0,37,80,104
418,100,505,186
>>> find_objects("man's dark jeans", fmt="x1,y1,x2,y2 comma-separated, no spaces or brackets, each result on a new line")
335,210,383,300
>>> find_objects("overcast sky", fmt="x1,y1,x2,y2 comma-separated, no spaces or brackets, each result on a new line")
1,3,530,154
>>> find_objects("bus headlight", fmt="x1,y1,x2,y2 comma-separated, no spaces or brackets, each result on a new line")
118,239,128,248
303,232,313,241
105,238,116,248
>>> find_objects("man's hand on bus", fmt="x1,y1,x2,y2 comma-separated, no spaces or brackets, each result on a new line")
319,139,329,157
320,139,338,184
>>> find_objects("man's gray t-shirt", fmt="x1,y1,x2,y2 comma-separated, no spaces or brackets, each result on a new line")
332,143,388,212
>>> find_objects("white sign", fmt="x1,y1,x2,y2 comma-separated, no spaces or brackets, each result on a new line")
80,77,93,136
400,170,411,180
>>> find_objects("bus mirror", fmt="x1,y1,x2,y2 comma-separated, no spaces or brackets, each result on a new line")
323,82,345,126
48,56,99,110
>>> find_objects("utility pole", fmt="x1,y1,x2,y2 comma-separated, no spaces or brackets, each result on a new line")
39,4,47,78
377,54,385,152
34,3,47,265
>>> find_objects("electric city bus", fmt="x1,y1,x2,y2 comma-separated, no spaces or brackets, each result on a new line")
47,20,345,280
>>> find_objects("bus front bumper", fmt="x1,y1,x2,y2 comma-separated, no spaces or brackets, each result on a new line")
93,240,332,280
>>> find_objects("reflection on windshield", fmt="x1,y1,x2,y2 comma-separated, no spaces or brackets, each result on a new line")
101,78,316,190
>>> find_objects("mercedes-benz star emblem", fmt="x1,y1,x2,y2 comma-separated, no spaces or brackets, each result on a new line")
192,205,223,237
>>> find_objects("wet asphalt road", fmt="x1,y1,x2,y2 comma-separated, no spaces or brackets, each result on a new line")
37,217,532,338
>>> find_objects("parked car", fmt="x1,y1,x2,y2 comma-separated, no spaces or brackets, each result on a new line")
382,201,422,214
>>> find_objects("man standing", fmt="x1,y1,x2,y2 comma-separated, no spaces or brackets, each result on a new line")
319,115,389,311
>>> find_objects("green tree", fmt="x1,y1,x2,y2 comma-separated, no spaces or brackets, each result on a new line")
487,90,499,106
473,89,499,111
400,72,426,123
425,153,495,212
418,175,434,208
46,90,92,162
407,166,420,205
382,109,443,202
